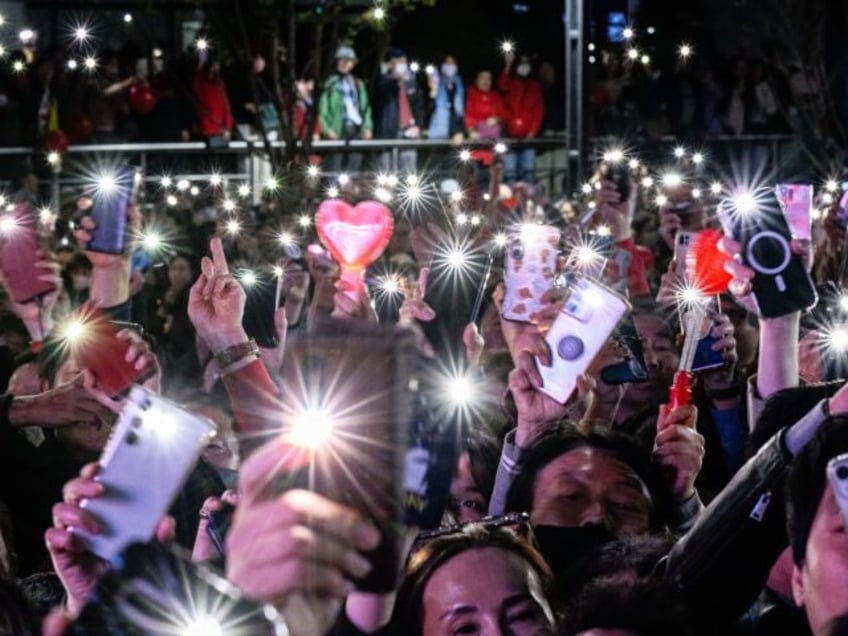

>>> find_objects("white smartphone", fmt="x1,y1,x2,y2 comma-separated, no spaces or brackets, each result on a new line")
674,231,696,279
72,387,216,566
503,223,561,323
537,276,630,404
826,452,848,526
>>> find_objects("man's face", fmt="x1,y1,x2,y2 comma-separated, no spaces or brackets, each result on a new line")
619,313,678,407
336,58,355,75
530,447,653,537
792,482,848,633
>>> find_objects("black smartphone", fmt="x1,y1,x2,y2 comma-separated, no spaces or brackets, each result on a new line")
601,314,648,385
717,193,817,318
241,269,283,348
602,161,630,202
205,502,235,558
279,318,417,593
87,164,139,254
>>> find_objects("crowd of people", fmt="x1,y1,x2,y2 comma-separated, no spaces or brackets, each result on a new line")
0,118,846,635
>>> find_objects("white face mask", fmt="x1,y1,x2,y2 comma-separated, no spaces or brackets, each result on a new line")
516,63,531,77
394,62,409,77
441,63,457,77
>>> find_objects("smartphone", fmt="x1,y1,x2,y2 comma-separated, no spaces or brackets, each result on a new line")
502,224,561,322
72,387,216,566
537,276,630,404
72,542,281,634
87,164,139,254
600,314,648,385
717,193,817,318
827,453,848,526
65,305,148,397
279,318,417,593
0,203,57,303
775,184,812,240
241,269,283,348
674,231,696,279
601,161,630,202
205,502,235,558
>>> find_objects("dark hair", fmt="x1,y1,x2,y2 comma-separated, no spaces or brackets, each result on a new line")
505,422,667,528
391,524,556,634
465,425,503,501
786,414,848,566
0,579,40,634
562,577,700,636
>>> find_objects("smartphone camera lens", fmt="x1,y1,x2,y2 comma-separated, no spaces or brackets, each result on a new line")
126,431,139,445
837,465,848,480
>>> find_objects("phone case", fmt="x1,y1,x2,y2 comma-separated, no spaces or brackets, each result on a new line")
503,224,561,322
241,270,283,348
717,197,817,318
280,318,417,593
775,184,812,240
538,276,630,404
87,165,137,254
68,305,146,397
674,231,696,279
73,387,216,565
827,453,848,526
691,335,725,372
0,204,57,303
600,314,648,385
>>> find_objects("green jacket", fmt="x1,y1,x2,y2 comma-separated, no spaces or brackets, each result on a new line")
318,74,373,137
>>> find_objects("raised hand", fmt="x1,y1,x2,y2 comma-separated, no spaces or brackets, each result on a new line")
654,405,704,503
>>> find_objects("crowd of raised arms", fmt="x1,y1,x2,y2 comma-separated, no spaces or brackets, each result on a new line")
0,33,847,636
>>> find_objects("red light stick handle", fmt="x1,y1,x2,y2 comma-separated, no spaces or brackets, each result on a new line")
667,370,692,411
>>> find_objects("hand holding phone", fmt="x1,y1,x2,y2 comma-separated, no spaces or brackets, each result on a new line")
72,387,216,565
537,276,630,404
0,203,58,303
85,165,140,255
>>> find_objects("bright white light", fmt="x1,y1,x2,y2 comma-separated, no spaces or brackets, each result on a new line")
628,158,640,170
190,186,200,196
83,56,97,71
142,232,161,251
386,174,399,187
622,27,634,39
0,216,16,234
66,59,78,71
673,146,686,159
656,194,668,207
264,176,280,191
588,43,596,52
327,186,339,199
501,40,514,54
237,184,251,197
288,408,334,449
626,48,639,61
123,13,133,23
273,265,284,278
240,270,257,286
381,275,401,295
710,181,722,195
662,172,683,188
446,248,467,269
583,288,605,308
39,207,53,224
839,295,848,313
18,29,34,43
822,192,834,206
470,214,481,226
225,219,241,235
459,149,472,162
373,6,386,21
376,174,389,186
406,174,419,186
62,320,86,343
97,174,117,193
692,188,701,199
47,152,60,165
374,187,392,203
456,212,469,226
74,26,88,42
733,191,757,215
337,173,350,186
646,26,656,34
298,214,312,228
494,142,507,154
182,616,223,636
640,54,651,66
166,195,178,207
409,61,420,73
222,199,236,212
176,179,190,191
829,326,848,353
826,179,839,193
575,245,601,267
679,43,692,59
596,224,612,237
448,376,473,405
449,189,463,204
692,152,704,165
425,64,435,75
159,176,172,188
493,232,508,248
278,231,294,246
209,173,222,187
12,60,24,73
0,15,5,26
406,184,422,200
306,165,320,179
195,37,209,52
603,148,625,163
581,183,593,195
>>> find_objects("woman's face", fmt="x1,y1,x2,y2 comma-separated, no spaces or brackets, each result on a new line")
168,257,193,289
421,547,554,636
476,71,492,92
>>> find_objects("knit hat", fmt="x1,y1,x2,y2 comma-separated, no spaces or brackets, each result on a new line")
335,45,357,61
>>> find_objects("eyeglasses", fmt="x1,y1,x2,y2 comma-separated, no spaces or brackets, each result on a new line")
411,511,533,553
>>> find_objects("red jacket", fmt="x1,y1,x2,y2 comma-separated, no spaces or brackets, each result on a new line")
465,86,506,165
498,70,544,139
192,72,233,137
